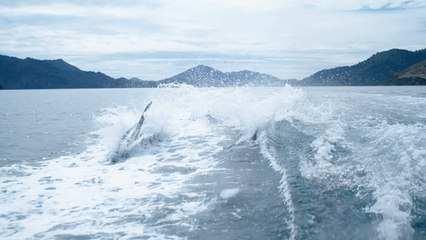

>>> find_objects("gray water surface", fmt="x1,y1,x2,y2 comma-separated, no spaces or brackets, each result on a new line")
0,86,425,240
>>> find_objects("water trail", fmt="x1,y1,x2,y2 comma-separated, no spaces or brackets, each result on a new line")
288,91,426,240
1,86,308,239
108,101,153,163
3,86,424,239
361,122,426,240
259,130,297,240
0,106,226,239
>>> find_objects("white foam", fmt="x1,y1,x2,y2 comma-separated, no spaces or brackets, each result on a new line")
295,96,426,239
1,86,308,239
311,124,345,161
8,86,422,239
220,188,240,199
362,122,425,240
0,111,225,239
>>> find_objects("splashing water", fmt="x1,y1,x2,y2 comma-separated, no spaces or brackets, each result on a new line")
0,86,425,239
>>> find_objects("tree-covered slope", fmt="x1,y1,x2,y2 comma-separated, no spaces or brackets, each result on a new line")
383,59,426,85
0,55,155,89
302,49,426,86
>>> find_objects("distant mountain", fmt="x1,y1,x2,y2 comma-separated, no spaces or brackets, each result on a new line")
115,77,157,88
4,48,426,89
0,55,285,89
158,65,286,87
383,60,426,85
0,55,156,89
301,49,426,86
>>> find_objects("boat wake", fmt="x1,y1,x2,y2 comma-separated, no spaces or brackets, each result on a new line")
1,86,425,239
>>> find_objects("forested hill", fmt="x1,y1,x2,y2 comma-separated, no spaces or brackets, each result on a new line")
301,49,426,86
383,59,426,85
0,55,155,89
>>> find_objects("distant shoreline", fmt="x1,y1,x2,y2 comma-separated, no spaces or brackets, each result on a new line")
1,48,425,89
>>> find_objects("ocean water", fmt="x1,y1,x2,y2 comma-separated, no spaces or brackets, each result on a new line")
0,86,425,240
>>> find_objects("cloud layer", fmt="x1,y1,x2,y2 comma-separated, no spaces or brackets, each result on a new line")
1,0,425,79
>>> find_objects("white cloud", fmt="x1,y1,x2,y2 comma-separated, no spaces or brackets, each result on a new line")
0,0,425,79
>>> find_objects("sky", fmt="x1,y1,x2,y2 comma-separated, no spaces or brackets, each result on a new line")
0,0,425,80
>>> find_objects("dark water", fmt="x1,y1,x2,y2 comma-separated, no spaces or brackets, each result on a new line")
0,86,425,239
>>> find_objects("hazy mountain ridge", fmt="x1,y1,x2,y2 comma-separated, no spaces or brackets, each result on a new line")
158,65,286,87
115,77,157,88
2,48,426,89
0,55,284,89
301,48,426,86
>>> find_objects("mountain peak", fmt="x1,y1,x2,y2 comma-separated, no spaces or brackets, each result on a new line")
189,65,217,72
159,65,285,87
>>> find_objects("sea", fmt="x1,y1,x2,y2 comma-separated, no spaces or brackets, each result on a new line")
0,86,425,240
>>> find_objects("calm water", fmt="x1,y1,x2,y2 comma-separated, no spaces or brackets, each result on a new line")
0,86,425,240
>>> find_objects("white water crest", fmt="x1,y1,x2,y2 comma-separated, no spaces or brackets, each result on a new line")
0,87,304,239
0,86,425,240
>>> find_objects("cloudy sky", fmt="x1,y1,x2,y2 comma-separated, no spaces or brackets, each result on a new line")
1,0,425,80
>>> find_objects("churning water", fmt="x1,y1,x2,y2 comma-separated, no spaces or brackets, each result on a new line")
0,86,425,239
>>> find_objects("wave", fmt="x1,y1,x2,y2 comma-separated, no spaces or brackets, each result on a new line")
258,91,426,239
1,86,425,239
259,130,297,240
